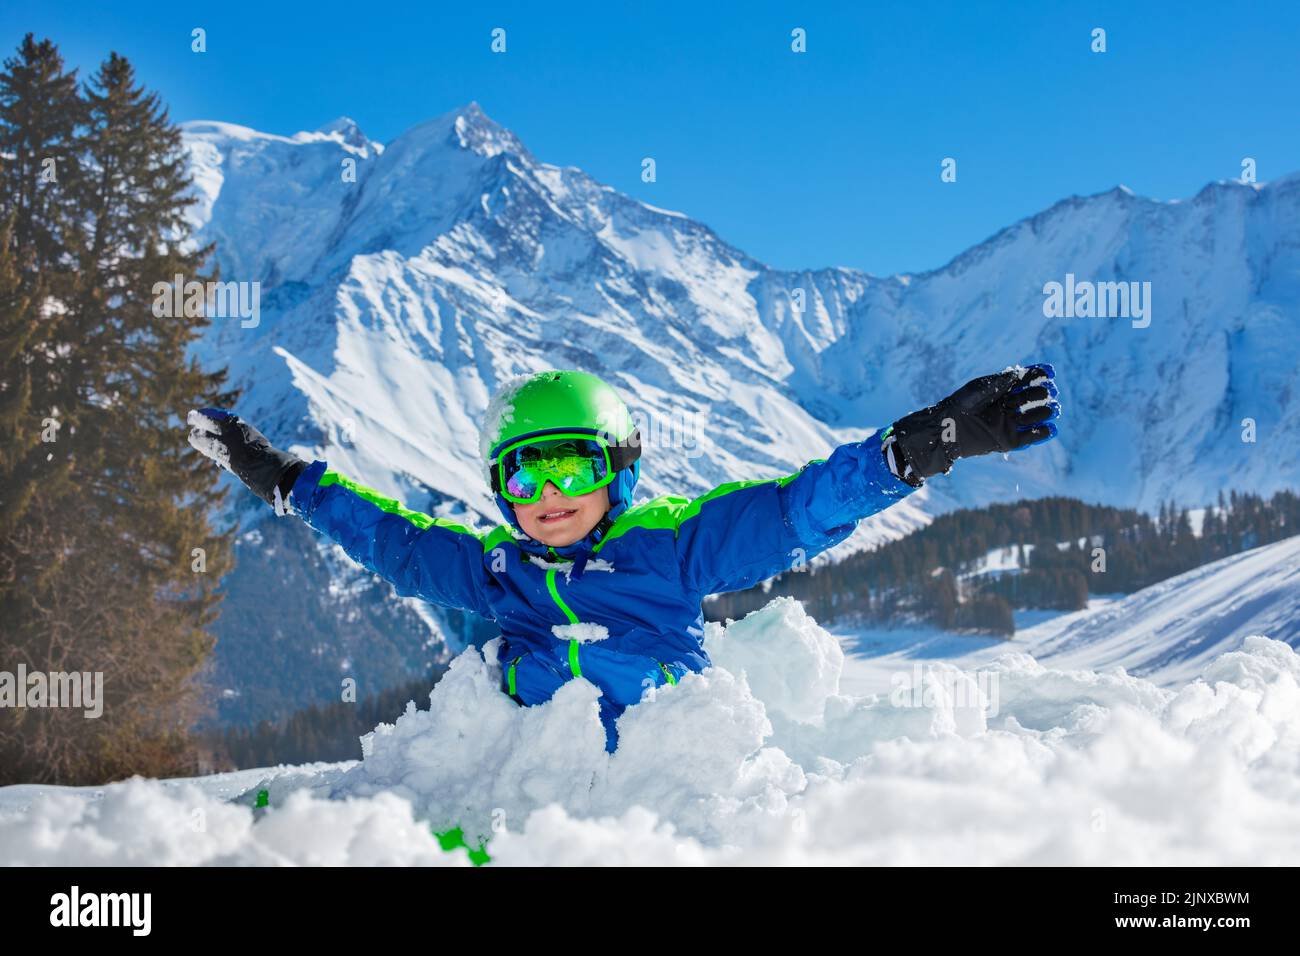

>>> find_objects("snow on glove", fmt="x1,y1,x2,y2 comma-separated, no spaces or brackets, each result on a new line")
884,364,1061,486
187,408,307,513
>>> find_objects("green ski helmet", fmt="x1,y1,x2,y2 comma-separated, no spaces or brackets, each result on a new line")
482,370,642,532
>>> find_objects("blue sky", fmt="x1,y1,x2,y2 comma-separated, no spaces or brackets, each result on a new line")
4,0,1297,276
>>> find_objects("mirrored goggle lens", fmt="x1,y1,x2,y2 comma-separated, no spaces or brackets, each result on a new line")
502,438,609,500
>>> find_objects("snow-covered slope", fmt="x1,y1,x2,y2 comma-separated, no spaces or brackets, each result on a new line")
1026,533,1300,683
829,534,1300,696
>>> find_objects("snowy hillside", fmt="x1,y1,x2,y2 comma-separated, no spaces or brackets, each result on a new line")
830,534,1300,696
1026,533,1300,683
5,586,1300,865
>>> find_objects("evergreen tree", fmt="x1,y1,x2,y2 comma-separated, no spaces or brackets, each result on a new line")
0,35,85,530
0,210,46,524
0,40,235,785
0,35,84,269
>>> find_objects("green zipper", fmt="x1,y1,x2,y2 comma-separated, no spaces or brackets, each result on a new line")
544,562,582,678
507,655,522,696
539,551,675,688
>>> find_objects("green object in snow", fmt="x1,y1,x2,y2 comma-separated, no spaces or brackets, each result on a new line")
255,789,269,808
434,825,492,866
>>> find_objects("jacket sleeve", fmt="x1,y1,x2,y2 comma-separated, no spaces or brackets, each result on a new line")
673,431,917,595
288,460,496,619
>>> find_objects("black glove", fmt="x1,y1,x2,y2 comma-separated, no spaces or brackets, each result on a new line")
187,408,307,510
885,364,1061,486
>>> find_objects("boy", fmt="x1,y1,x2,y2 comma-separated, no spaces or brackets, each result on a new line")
189,366,1060,751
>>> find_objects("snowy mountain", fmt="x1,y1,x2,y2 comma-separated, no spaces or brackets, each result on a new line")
178,102,1300,723
182,101,1300,526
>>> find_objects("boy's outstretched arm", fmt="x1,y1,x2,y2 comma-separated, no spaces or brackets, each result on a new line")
675,364,1061,595
187,409,494,618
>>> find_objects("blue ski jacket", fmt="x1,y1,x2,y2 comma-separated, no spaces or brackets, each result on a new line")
288,431,916,751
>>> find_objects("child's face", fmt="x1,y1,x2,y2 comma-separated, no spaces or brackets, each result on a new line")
513,481,610,547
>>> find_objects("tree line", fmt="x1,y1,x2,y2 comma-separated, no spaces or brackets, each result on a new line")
706,490,1300,636
208,666,449,770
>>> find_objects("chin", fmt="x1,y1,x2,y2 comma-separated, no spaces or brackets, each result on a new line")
538,530,582,547
528,521,589,547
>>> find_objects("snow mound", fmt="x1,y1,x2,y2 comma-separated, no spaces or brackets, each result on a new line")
4,597,1300,865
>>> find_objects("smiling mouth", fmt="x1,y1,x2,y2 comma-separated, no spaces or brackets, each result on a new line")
538,508,578,523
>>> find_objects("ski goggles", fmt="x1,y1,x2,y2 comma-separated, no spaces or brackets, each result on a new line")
490,432,640,505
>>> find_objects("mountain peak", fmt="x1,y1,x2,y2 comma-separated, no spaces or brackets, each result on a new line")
431,101,529,160
315,115,369,149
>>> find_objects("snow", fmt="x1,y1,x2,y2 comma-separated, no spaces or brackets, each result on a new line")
1026,533,1300,685
6,550,1300,865
477,371,533,485
185,410,232,471
708,596,843,724
961,543,1035,578
553,622,610,643
0,779,462,866
828,619,1019,697
1186,506,1213,537
636,201,689,219
831,534,1300,699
